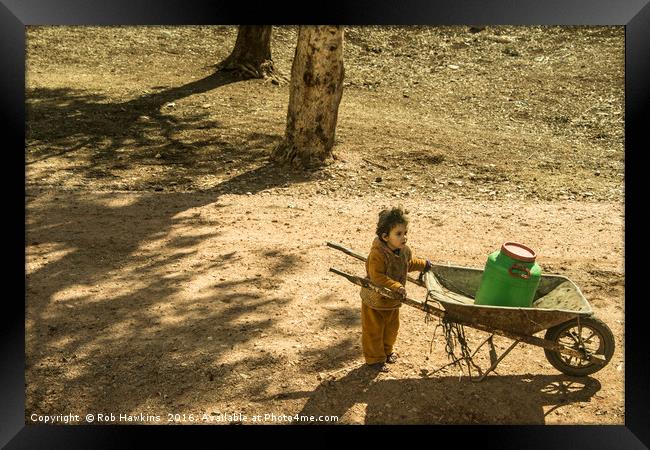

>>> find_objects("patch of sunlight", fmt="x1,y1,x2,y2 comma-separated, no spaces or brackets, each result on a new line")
210,349,258,367
50,285,99,303
61,364,85,380
26,243,76,274
341,402,368,424
158,315,188,326
171,207,206,220
93,195,140,209
186,275,226,296
48,335,77,349
71,342,113,362
161,273,187,281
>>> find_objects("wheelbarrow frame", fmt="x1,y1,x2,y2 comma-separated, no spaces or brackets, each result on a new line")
326,241,610,381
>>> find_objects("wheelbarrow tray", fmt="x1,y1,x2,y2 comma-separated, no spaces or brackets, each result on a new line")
424,264,593,336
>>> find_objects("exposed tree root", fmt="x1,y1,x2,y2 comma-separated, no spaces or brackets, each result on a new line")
216,59,287,84
270,142,332,170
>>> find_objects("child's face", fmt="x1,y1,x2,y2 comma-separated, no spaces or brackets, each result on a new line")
382,223,408,250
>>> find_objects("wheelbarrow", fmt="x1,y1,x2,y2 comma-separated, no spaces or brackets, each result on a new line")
326,241,615,381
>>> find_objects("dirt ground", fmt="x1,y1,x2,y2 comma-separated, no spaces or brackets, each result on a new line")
25,25,624,425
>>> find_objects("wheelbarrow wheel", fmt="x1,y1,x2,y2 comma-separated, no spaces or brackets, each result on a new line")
543,316,615,376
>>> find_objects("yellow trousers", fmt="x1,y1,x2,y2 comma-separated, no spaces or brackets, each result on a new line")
361,303,400,364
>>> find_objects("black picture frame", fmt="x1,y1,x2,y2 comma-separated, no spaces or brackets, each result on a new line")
3,0,647,447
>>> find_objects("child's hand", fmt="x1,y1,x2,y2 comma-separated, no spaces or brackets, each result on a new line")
397,287,407,299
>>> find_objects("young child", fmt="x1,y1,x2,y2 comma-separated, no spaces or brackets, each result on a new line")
360,206,431,372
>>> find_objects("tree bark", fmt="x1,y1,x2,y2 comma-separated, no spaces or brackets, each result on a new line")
219,25,274,78
271,26,345,168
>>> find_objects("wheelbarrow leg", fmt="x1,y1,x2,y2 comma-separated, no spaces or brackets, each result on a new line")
471,339,521,382
471,334,495,359
488,335,498,366
466,334,496,378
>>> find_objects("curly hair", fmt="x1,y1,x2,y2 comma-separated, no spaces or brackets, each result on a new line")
375,206,410,240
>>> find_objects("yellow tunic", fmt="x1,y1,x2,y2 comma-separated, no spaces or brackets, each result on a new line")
359,237,428,364
359,237,427,310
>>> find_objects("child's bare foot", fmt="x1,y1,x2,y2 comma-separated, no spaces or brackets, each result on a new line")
386,352,398,364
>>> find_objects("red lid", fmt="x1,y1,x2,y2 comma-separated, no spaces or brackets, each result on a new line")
501,242,537,262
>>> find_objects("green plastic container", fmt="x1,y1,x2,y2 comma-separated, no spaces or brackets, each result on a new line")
474,242,542,307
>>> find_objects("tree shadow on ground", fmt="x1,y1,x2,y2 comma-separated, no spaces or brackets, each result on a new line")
25,176,311,417
27,71,238,162
26,200,303,417
286,368,601,424
26,70,303,192
24,66,341,419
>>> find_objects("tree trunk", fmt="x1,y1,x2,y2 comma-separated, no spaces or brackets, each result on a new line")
271,26,345,168
219,25,274,78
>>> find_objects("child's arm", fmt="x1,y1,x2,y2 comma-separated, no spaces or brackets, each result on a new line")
408,257,431,273
367,251,403,291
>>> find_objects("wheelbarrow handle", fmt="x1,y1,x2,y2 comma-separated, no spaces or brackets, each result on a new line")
326,241,367,263
328,267,404,300
328,267,447,319
326,241,425,287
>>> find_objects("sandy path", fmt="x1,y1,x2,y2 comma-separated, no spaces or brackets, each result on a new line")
26,188,624,424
